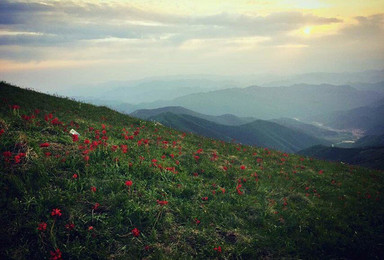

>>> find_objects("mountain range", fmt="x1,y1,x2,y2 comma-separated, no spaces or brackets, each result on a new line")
308,99,384,135
133,109,329,153
123,84,383,119
131,105,383,169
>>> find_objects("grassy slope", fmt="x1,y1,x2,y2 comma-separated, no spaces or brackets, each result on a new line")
1,82,384,259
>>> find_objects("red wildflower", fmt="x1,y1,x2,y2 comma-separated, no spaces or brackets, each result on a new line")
11,105,20,110
93,203,100,210
14,155,21,164
50,248,62,260
40,143,50,148
84,155,90,162
157,200,168,206
72,173,78,179
214,246,222,253
132,227,140,237
72,134,79,142
240,165,246,170
0,129,5,136
125,180,133,187
90,186,96,193
88,226,94,231
201,197,208,201
51,208,62,217
194,218,201,225
236,184,243,195
65,223,75,230
37,222,47,231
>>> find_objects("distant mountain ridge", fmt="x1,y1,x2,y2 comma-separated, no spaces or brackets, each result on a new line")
308,99,384,135
298,145,384,170
148,112,329,153
131,106,256,126
126,84,383,119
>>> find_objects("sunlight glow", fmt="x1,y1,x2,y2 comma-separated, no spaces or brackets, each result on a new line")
303,27,312,35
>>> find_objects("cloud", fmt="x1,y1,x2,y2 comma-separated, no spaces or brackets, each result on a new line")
0,0,342,49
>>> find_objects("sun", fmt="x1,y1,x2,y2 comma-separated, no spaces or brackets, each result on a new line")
303,26,312,35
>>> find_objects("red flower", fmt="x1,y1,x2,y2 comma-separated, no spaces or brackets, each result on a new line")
201,197,208,201
194,218,201,225
88,226,94,231
84,155,90,162
0,129,5,136
91,186,96,192
37,222,47,231
3,151,12,157
214,246,222,253
14,155,21,164
72,134,79,142
125,180,133,187
40,143,50,148
93,203,100,210
50,248,62,260
72,173,78,179
240,165,246,170
132,227,140,237
157,200,168,206
51,208,62,217
236,184,243,195
65,223,75,230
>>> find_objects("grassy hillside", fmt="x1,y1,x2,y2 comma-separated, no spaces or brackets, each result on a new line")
1,82,384,259
149,112,329,153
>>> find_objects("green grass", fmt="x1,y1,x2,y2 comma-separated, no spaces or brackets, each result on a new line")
1,81,384,259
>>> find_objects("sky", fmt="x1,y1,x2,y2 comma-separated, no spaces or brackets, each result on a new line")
0,0,383,91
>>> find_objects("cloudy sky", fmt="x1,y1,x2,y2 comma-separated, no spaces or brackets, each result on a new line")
0,0,383,91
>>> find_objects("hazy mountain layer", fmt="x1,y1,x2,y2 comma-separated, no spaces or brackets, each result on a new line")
298,145,384,170
131,106,256,126
149,112,329,153
128,84,383,119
